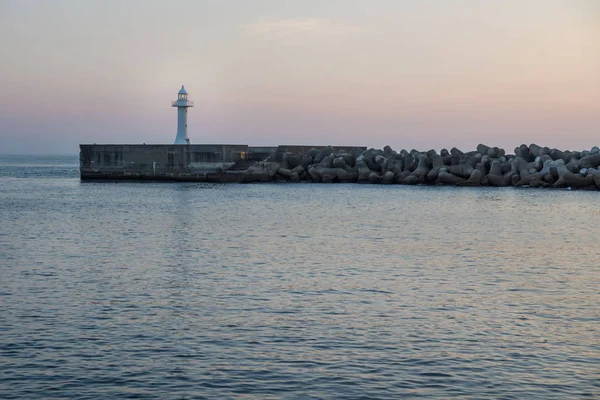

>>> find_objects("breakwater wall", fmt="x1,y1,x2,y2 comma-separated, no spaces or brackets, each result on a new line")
80,143,600,190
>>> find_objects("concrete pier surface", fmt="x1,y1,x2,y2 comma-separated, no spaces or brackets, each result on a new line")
80,143,600,190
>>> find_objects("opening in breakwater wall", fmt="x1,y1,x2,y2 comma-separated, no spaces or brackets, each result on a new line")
79,143,600,190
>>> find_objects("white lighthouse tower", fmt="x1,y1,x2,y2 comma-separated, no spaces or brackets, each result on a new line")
172,85,194,144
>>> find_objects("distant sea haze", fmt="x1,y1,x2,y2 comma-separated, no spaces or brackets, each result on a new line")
0,154,598,399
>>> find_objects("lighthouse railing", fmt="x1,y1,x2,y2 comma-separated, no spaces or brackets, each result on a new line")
172,100,194,106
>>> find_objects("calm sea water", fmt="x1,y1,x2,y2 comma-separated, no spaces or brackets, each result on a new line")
1,154,598,399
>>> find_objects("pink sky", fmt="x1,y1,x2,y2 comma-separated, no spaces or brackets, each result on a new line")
0,0,598,154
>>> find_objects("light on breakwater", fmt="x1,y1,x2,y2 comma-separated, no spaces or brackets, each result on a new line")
172,85,194,145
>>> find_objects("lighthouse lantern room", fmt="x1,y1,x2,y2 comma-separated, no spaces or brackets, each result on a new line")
172,85,194,144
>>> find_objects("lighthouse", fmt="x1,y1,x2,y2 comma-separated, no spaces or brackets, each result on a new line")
172,85,194,144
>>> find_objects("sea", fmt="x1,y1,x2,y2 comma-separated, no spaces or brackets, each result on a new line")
0,154,598,399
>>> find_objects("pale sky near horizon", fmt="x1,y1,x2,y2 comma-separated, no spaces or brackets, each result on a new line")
0,0,598,154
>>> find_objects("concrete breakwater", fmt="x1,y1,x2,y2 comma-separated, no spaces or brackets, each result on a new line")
80,143,600,190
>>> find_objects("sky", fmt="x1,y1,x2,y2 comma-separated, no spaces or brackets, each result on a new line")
0,0,598,154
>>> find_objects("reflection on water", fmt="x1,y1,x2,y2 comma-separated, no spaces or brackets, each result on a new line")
0,155,599,399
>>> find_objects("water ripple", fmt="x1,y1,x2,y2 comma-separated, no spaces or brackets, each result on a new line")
0,155,599,398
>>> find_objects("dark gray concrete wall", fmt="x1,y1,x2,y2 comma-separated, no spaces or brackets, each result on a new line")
79,144,369,182
80,144,252,180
